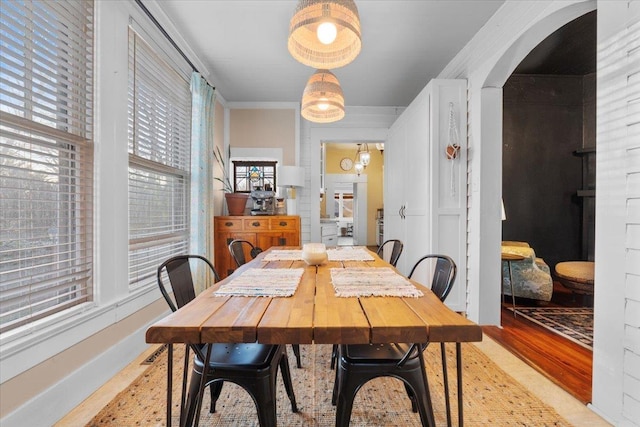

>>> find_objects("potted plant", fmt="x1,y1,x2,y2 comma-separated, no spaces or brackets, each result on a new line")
214,146,248,216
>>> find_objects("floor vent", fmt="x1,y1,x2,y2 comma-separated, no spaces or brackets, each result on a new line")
142,344,167,365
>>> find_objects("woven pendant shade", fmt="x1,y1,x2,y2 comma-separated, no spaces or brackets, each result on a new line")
301,69,345,123
288,0,362,69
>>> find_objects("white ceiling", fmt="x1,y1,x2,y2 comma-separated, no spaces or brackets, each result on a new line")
152,0,505,107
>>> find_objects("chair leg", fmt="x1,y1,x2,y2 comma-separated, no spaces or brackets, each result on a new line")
278,352,299,412
183,369,202,427
404,382,418,412
254,374,278,427
330,344,338,369
209,382,223,413
334,372,358,427
417,351,437,427
291,344,302,368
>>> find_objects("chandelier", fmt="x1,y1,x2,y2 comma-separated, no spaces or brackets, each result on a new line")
301,69,345,123
354,143,370,175
288,0,362,69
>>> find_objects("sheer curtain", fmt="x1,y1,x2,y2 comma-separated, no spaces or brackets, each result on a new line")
190,72,216,290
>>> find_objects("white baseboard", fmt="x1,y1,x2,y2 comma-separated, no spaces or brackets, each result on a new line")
1,324,152,427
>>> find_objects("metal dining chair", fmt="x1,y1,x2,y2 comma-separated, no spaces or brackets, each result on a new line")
157,254,298,426
329,239,405,370
227,240,303,369
228,239,263,268
331,254,457,427
376,239,404,267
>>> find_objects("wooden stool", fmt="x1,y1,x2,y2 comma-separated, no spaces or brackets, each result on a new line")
555,261,594,304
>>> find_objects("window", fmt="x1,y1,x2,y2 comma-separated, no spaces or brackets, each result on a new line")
0,0,94,333
127,27,192,289
233,160,276,192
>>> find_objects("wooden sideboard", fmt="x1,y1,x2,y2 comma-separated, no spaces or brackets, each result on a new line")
214,215,300,278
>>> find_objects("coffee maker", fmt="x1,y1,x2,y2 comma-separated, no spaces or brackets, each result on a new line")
250,186,275,215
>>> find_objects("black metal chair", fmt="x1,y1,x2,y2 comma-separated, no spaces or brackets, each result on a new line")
331,254,457,427
376,239,404,267
228,240,302,369
329,239,405,370
228,239,263,268
157,255,298,426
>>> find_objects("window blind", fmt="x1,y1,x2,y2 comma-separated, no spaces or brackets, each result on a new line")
128,27,191,289
0,0,94,333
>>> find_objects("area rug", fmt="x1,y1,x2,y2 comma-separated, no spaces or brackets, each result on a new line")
88,343,572,426
512,307,593,350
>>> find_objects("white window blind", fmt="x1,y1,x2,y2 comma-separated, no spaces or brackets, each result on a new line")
0,0,94,333
128,27,191,289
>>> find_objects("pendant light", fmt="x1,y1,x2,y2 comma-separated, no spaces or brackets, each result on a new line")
288,0,362,69
301,69,345,123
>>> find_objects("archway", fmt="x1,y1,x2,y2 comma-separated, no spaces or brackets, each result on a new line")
467,0,596,324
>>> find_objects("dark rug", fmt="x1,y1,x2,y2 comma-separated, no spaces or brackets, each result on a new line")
512,307,593,349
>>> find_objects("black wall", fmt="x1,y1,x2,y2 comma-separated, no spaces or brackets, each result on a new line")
502,74,596,271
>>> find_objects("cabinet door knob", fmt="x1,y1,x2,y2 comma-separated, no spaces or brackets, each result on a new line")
252,221,260,227
279,221,287,226
225,221,233,227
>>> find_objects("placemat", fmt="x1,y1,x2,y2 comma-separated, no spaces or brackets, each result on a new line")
263,250,303,261
213,268,304,297
330,267,423,297
327,247,375,261
263,247,375,262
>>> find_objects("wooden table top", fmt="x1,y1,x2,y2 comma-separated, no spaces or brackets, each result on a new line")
146,247,482,346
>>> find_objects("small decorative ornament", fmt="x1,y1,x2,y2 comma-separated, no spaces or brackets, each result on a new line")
340,157,353,171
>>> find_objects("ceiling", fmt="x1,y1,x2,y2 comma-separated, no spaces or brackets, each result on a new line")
514,11,596,76
152,0,505,107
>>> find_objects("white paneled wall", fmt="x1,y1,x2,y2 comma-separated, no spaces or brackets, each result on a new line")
594,1,640,424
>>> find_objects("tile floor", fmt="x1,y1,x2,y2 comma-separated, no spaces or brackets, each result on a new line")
56,335,611,426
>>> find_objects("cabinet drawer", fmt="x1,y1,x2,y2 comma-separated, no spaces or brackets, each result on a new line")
322,235,337,246
216,218,243,231
244,218,270,230
270,217,298,231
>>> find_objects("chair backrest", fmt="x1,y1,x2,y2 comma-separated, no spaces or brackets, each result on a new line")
157,255,220,312
376,239,404,267
408,254,457,302
228,239,263,267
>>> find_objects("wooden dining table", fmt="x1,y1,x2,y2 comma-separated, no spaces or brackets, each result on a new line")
146,247,482,427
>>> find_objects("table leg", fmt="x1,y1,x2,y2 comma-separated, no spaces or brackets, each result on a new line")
167,344,173,427
440,343,452,427
193,344,212,427
456,342,463,427
507,261,517,316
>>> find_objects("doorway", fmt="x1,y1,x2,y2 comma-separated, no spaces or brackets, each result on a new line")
321,142,383,247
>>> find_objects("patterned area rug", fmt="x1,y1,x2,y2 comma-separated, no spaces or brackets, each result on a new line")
88,343,572,426
513,307,593,349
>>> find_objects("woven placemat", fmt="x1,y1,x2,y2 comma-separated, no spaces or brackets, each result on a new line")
213,268,304,297
330,267,423,297
88,343,572,426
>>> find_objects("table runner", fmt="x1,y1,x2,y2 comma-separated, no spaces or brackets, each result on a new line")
213,268,304,297
330,267,424,297
263,247,375,262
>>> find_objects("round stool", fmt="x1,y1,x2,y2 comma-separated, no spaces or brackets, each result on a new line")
555,261,594,295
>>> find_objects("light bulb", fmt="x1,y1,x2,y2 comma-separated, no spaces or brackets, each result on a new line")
317,21,337,45
317,97,329,111
354,162,364,176
360,151,370,166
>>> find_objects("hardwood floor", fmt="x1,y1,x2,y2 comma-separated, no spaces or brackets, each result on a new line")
483,284,593,405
